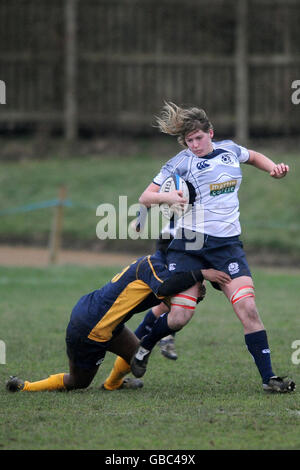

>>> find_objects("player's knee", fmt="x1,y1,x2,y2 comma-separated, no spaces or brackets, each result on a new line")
234,294,256,314
152,302,169,317
233,295,262,328
245,302,260,323
65,369,96,390
176,313,194,330
168,312,192,330
65,376,90,390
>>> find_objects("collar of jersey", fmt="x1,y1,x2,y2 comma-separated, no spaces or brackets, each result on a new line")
187,147,225,160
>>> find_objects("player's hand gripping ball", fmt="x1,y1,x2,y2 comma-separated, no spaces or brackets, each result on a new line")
159,174,192,219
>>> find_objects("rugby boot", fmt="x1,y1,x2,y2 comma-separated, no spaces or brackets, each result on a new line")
130,346,151,378
6,376,25,392
263,376,296,393
159,335,178,361
121,377,143,389
101,377,143,391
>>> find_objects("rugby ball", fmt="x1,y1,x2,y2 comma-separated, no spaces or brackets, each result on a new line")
159,174,191,219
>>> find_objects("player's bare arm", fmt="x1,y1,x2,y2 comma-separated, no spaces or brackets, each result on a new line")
201,269,231,287
156,268,231,298
132,182,187,232
139,182,187,207
247,150,289,178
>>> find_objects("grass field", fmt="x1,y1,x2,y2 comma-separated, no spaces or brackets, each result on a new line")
0,148,299,255
0,264,299,450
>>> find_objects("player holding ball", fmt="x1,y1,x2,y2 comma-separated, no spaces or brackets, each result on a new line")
131,101,295,393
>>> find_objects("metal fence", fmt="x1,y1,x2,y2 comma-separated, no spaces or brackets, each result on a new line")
0,0,299,141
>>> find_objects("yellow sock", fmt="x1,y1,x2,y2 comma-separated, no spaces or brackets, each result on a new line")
22,373,66,392
103,357,131,390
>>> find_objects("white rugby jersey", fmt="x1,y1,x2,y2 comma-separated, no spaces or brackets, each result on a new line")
153,140,250,237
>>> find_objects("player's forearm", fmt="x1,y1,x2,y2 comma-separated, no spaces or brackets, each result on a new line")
247,150,276,173
139,189,171,207
247,150,289,178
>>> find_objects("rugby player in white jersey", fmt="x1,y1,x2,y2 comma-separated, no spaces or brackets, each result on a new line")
131,102,295,393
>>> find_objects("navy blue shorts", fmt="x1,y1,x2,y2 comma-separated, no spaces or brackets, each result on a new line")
65,321,108,370
167,233,251,289
66,292,125,370
66,321,125,370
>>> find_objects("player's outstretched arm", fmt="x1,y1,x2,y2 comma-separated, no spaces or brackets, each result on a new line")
247,150,289,178
156,268,231,297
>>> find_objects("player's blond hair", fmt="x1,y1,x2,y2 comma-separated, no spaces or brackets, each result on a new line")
155,102,213,147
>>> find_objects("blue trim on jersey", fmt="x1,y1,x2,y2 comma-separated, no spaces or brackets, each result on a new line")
200,148,228,160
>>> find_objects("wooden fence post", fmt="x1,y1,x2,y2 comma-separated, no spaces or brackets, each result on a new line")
48,186,67,265
235,0,249,144
65,0,78,143
0,80,6,104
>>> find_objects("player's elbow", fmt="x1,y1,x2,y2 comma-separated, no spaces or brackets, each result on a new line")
138,193,146,205
139,192,151,207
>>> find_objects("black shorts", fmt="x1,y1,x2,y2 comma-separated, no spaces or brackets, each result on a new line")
65,321,124,370
167,233,251,289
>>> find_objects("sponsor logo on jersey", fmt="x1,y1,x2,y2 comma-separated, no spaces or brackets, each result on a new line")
210,179,237,197
228,262,239,275
196,160,210,170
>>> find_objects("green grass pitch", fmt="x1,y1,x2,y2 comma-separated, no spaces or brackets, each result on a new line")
0,264,299,450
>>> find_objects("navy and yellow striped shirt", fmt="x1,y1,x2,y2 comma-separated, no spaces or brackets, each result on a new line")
69,251,172,343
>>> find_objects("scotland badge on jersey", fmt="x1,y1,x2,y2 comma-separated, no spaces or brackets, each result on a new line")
221,154,235,165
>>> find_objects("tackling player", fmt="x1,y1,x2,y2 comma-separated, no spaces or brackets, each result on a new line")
6,250,230,393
